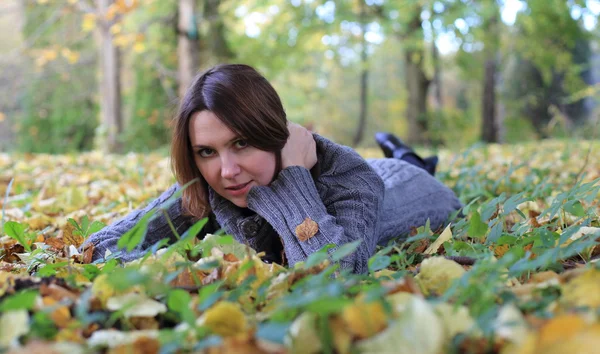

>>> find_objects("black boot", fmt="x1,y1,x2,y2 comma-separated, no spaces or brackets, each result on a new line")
374,132,397,158
374,132,438,176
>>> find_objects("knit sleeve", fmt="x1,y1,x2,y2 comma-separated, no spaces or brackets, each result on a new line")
84,184,193,262
246,165,384,274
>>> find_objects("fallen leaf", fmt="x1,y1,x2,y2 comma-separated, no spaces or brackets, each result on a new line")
87,329,159,349
62,222,84,248
44,237,65,252
434,302,477,340
169,267,205,288
414,257,466,296
295,218,318,242
284,312,322,354
198,301,248,338
106,293,167,318
355,295,444,354
340,298,388,339
128,317,159,330
424,224,452,255
0,310,29,348
42,296,72,328
537,314,589,349
82,243,95,264
560,268,600,309
40,283,79,302
493,304,529,344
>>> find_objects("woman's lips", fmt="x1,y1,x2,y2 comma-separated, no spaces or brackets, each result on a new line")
225,181,252,196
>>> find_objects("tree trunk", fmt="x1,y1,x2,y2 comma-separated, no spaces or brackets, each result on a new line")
481,2,501,143
178,0,199,98
481,55,500,142
98,0,122,153
432,34,443,109
204,0,234,63
403,9,431,146
353,0,368,146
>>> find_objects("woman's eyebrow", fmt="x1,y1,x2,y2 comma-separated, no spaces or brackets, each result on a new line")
192,137,239,149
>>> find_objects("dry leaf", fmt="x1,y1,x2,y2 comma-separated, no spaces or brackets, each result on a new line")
424,224,452,255
169,267,205,288
42,296,72,328
199,301,248,338
415,257,466,296
382,276,422,296
40,283,79,302
537,314,589,349
62,222,84,248
82,243,95,264
560,268,600,309
340,298,388,339
413,238,429,253
44,237,65,252
295,218,318,242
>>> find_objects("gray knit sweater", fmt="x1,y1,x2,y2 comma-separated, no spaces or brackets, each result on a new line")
86,134,462,273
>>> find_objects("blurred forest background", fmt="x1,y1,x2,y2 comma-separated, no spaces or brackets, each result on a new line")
0,0,599,154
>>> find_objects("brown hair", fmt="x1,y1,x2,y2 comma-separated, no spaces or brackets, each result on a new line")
171,64,289,219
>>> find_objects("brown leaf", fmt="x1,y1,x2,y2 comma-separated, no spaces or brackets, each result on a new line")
295,217,318,242
40,283,79,302
523,243,536,259
110,336,160,354
223,253,239,262
129,316,159,330
42,296,72,328
529,210,542,227
62,222,84,248
3,243,25,263
382,276,423,296
44,237,65,252
170,267,205,288
82,243,95,264
493,244,510,258
413,239,429,254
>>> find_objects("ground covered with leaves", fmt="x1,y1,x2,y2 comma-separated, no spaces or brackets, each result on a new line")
1,140,600,354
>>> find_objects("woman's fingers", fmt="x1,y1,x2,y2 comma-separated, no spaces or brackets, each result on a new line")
282,123,317,170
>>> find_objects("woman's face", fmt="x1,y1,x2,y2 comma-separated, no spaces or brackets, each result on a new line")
189,110,277,208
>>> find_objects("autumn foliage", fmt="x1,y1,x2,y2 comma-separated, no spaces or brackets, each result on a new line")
1,140,600,353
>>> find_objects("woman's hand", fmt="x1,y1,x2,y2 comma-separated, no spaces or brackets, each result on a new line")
281,122,317,170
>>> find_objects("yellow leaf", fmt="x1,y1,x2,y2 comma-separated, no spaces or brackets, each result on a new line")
82,14,96,32
561,268,600,309
0,112,5,122
355,295,444,354
0,310,29,348
199,301,248,337
340,298,387,339
91,273,118,305
540,323,600,354
105,4,118,20
415,257,465,296
110,24,122,35
62,221,84,248
42,296,72,328
295,217,318,242
133,42,146,53
284,312,322,354
424,224,452,255
536,314,591,350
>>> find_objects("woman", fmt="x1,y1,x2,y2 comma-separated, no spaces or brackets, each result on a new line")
86,64,462,274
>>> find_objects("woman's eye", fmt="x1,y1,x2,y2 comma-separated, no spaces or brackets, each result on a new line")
234,140,248,149
198,148,214,157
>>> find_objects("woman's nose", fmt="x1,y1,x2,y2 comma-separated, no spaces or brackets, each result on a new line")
220,153,241,179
